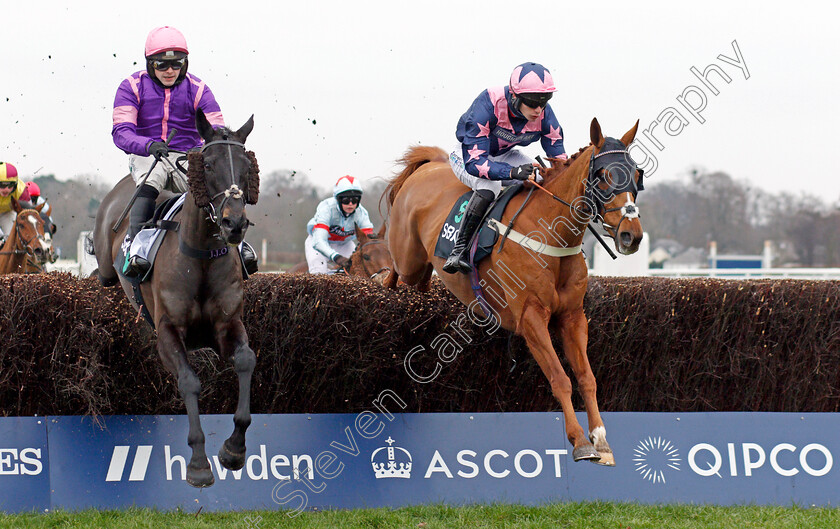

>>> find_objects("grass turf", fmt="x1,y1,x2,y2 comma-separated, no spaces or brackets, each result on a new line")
2,502,840,528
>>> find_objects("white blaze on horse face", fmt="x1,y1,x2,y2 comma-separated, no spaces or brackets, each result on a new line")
26,216,50,252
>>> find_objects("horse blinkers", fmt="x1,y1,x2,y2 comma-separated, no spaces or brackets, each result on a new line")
586,139,645,218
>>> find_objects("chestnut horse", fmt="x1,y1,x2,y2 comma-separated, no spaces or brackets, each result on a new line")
384,118,644,466
287,224,393,284
22,209,58,274
92,110,260,487
0,200,50,275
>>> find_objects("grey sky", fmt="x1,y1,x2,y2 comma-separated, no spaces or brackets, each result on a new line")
3,1,839,200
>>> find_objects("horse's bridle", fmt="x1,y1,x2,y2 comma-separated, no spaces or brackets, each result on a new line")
356,239,392,279
584,138,644,239
532,138,644,239
0,211,47,259
199,139,249,230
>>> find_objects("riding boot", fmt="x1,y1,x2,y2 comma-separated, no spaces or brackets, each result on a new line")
240,240,259,276
122,185,158,277
442,189,494,274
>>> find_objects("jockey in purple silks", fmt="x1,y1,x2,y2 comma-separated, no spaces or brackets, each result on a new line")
112,26,257,277
443,62,568,274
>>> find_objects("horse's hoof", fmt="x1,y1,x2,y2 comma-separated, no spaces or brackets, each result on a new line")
591,449,616,467
186,465,215,488
219,441,247,471
572,444,601,462
98,271,118,287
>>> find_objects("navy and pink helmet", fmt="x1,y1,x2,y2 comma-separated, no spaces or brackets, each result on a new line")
508,62,556,116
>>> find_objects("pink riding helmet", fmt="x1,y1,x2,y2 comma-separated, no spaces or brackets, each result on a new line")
144,26,189,58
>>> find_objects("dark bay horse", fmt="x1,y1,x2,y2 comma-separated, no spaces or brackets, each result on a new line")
92,110,260,487
287,224,393,284
0,200,50,275
384,118,644,466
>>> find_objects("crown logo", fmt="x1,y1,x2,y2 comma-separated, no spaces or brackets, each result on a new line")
371,437,412,479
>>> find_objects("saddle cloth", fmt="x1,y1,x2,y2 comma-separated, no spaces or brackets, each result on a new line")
115,194,187,283
433,183,525,264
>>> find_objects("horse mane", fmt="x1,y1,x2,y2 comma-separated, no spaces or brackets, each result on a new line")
384,146,448,210
542,144,592,186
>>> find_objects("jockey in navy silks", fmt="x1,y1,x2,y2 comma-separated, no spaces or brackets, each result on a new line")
443,62,568,274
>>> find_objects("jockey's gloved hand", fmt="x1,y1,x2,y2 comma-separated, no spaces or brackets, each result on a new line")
334,255,351,270
148,141,169,160
510,163,536,181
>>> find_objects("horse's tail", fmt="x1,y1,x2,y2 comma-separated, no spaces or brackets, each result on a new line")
384,146,448,208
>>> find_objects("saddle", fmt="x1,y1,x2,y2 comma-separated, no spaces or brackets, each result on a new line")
115,194,250,327
433,183,526,265
115,194,187,285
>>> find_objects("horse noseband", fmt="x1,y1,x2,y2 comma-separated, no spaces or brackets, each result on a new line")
200,139,248,228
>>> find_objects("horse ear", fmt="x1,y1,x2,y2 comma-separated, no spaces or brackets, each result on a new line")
590,118,604,147
11,197,21,213
355,223,368,243
620,119,640,146
376,223,387,239
235,115,255,144
196,108,215,143
35,202,45,213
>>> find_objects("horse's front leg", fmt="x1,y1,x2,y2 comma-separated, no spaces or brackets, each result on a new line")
517,299,600,463
556,307,614,466
215,318,256,471
158,318,214,487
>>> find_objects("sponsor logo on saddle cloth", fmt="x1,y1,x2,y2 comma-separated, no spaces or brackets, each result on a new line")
433,186,524,265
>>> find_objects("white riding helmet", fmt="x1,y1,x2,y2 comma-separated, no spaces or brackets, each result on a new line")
333,175,363,199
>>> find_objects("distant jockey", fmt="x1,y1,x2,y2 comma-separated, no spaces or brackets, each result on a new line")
25,181,57,234
0,162,33,241
112,25,257,277
305,176,374,274
443,62,568,274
